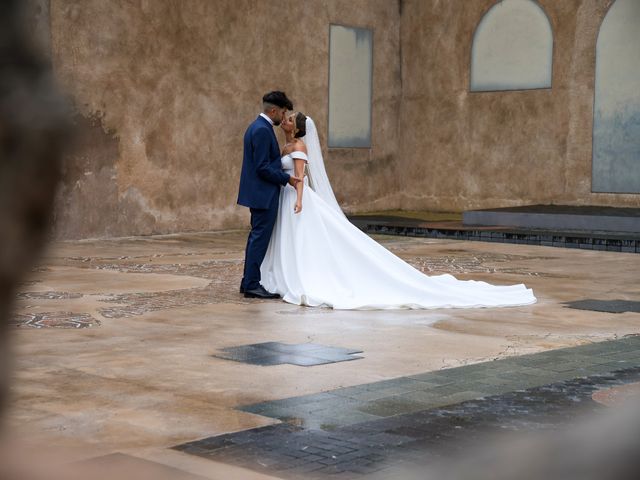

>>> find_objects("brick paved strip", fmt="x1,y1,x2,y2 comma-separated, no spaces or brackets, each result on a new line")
174,337,640,479
237,335,640,427
175,365,640,479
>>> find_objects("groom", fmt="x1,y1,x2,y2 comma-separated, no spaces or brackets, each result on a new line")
237,91,301,299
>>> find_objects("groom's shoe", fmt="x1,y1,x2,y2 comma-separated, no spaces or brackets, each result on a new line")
239,285,245,294
244,285,280,299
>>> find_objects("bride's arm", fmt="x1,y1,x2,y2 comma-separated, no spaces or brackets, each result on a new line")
293,158,305,214
293,143,308,214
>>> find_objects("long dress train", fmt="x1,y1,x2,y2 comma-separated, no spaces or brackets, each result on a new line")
260,147,536,310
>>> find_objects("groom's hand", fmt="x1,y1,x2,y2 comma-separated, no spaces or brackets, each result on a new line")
288,176,302,187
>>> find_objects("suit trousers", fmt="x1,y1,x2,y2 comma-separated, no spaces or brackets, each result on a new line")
241,192,279,291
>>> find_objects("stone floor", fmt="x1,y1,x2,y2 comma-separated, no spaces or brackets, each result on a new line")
5,230,640,478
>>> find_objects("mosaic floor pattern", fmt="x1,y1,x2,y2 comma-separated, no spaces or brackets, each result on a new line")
11,311,100,328
13,245,568,326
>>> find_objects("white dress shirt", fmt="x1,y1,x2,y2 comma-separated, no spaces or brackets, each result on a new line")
259,113,274,125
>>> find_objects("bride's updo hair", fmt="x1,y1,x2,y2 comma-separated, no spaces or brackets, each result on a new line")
294,112,307,138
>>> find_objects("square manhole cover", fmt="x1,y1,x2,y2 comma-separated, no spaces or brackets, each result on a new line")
213,342,363,366
564,299,640,314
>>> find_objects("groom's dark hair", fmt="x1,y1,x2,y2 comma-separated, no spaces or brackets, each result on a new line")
263,91,293,110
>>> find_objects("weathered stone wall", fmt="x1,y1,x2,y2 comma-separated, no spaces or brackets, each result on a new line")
397,0,640,211
50,0,401,238
48,0,639,239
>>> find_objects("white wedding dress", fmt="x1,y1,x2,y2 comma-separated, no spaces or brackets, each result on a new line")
261,118,536,310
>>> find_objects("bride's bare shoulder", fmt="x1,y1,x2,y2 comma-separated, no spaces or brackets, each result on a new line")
292,140,307,154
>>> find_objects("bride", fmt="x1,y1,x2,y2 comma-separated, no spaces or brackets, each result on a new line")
260,112,536,310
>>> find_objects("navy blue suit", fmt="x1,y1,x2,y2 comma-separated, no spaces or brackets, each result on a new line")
238,115,290,291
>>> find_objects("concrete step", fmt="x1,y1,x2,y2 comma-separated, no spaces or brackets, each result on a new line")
463,205,640,234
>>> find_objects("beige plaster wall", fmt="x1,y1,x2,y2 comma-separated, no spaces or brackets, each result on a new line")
49,0,640,239
397,0,640,211
50,0,401,239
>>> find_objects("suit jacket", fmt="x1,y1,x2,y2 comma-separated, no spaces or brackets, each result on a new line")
237,115,290,209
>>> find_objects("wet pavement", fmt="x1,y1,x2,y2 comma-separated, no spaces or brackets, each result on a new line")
176,341,640,478
7,230,640,478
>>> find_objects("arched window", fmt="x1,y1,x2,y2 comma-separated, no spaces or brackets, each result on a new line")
470,0,553,92
592,0,640,193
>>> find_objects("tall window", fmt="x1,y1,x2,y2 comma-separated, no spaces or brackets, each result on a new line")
470,0,553,92
592,0,640,193
328,25,373,148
